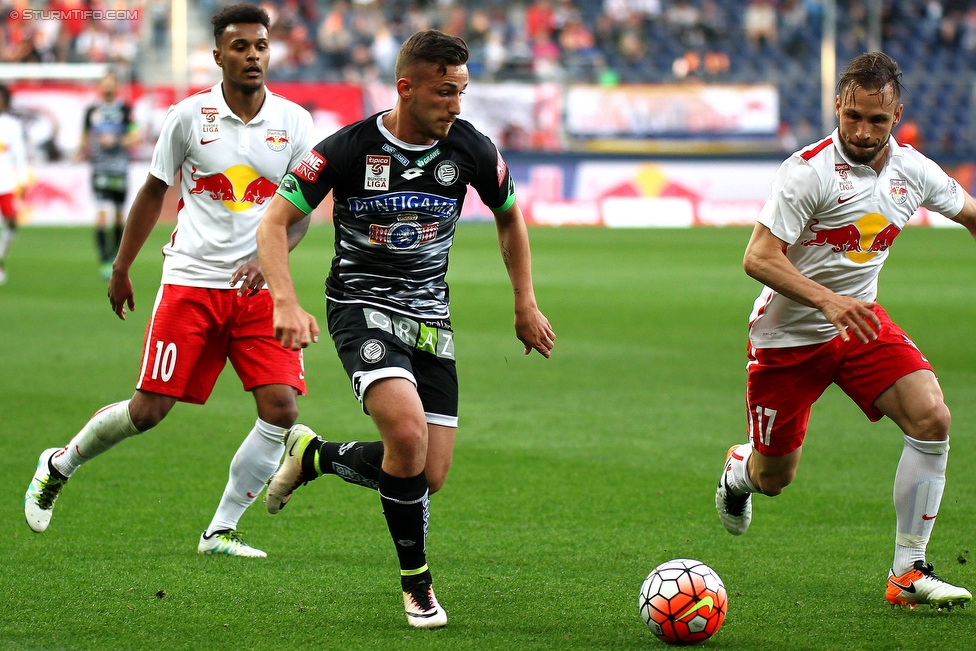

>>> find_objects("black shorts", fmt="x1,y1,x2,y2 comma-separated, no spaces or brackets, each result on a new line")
92,173,127,206
327,301,459,427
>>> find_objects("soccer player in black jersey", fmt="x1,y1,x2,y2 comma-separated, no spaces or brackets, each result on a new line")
257,29,554,628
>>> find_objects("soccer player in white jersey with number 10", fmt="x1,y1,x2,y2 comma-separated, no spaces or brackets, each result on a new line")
716,52,976,609
24,3,314,558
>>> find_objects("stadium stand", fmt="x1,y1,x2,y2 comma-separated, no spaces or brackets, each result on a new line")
1,0,973,157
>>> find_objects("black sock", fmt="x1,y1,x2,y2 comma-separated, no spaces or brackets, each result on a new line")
401,568,432,593
299,436,325,482
113,223,124,256
379,469,429,576
319,441,384,489
95,228,108,262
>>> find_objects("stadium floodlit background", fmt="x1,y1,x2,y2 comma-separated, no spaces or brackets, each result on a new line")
2,0,976,230
3,1,976,650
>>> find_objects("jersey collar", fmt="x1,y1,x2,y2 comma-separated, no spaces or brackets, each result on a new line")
210,82,272,125
376,111,439,152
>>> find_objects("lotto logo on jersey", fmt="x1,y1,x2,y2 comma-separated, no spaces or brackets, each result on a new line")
294,150,325,183
365,155,392,190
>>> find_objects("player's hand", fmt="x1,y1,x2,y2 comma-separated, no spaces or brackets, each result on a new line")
821,295,881,344
107,269,135,320
273,301,320,350
230,259,264,297
515,307,555,358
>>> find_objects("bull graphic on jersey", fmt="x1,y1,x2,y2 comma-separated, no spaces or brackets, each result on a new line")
801,218,902,255
801,219,862,252
241,176,278,205
864,223,901,252
189,166,236,201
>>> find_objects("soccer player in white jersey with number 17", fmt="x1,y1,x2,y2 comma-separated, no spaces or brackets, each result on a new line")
24,3,314,558
716,52,976,609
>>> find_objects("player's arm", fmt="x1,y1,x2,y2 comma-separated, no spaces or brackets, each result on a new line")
229,212,311,297
948,187,976,241
108,173,169,320
121,105,141,148
743,223,880,343
74,107,92,163
257,193,319,349
493,201,555,358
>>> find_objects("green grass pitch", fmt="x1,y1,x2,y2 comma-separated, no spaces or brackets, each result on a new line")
1,223,975,650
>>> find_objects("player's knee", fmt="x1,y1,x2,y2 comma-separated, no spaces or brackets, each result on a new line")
255,391,299,428
127,403,166,432
385,424,426,452
913,402,951,441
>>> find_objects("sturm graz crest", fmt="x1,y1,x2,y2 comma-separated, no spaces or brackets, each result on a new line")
434,160,459,186
360,339,386,363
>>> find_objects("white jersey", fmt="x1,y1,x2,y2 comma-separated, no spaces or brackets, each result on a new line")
0,112,28,195
749,129,965,349
149,83,313,288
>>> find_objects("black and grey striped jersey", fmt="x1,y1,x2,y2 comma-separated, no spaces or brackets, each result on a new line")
277,112,515,320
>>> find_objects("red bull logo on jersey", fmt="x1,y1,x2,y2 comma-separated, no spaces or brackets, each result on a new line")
188,164,278,212
801,213,902,263
890,179,908,205
265,129,289,152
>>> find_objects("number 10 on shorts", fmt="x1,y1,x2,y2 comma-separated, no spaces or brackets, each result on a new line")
751,406,777,447
152,341,178,382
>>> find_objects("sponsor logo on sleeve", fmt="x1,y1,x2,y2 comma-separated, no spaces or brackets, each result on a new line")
365,155,391,190
495,148,507,186
948,178,958,196
294,150,326,183
889,179,908,205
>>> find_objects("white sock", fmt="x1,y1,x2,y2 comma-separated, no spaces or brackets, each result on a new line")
724,442,758,495
205,419,286,536
892,435,948,575
51,400,140,478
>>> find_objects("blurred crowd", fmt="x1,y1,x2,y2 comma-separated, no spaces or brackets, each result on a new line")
3,0,976,155
4,0,976,85
0,0,166,81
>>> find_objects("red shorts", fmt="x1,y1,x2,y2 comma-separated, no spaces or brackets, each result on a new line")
0,193,17,220
746,306,933,457
136,285,306,404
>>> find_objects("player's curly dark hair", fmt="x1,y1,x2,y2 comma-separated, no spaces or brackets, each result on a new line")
838,52,903,105
394,30,469,80
212,3,270,46
0,84,10,111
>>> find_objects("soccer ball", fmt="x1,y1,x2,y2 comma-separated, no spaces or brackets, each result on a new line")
639,558,727,645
